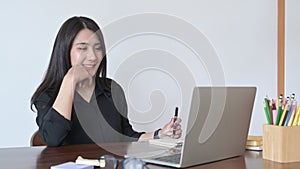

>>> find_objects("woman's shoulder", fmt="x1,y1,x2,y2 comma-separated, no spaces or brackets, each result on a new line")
96,77,124,93
97,77,121,87
99,77,112,83
32,90,54,110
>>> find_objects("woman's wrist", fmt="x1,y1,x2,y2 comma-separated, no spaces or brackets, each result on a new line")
63,73,76,91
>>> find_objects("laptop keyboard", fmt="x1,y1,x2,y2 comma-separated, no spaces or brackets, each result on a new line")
152,154,181,164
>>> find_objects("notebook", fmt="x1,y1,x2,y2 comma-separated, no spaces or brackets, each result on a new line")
125,86,257,168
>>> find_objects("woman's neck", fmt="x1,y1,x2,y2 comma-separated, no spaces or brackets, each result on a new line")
76,78,96,103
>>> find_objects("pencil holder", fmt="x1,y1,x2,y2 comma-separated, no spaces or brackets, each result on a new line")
263,124,300,163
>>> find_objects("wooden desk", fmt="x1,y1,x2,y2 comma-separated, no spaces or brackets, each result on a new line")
0,142,299,169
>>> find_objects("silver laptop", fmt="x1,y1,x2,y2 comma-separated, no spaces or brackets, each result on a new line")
125,86,257,168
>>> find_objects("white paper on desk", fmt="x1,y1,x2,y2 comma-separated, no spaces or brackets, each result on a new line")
148,138,184,148
51,161,93,169
75,156,100,166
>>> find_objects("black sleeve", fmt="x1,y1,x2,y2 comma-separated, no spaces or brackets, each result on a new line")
122,116,145,140
110,79,145,140
34,93,71,146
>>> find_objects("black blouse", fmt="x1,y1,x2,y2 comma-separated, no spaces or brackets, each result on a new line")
34,78,144,146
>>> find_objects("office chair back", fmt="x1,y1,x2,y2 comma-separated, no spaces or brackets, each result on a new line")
31,130,47,146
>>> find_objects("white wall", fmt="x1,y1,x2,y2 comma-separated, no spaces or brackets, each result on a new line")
285,0,300,95
0,0,276,148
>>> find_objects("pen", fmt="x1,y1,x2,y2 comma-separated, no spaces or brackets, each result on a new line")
291,93,296,101
285,93,296,126
286,101,296,126
276,94,283,125
264,98,272,124
279,101,290,126
173,107,179,137
288,101,297,126
293,105,299,126
271,99,277,124
296,106,300,126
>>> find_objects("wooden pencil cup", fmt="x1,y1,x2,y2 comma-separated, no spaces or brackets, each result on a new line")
263,124,300,163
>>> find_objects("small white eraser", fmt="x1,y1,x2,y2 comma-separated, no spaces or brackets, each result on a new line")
50,162,93,169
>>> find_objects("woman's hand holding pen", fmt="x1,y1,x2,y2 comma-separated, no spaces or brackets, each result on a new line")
159,118,182,139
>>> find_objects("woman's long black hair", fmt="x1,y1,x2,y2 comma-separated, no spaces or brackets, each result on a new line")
31,16,107,111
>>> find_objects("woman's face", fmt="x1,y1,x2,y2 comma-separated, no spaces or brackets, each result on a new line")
70,28,103,76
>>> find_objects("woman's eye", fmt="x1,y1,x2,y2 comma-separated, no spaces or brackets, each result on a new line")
78,47,88,51
95,46,102,51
